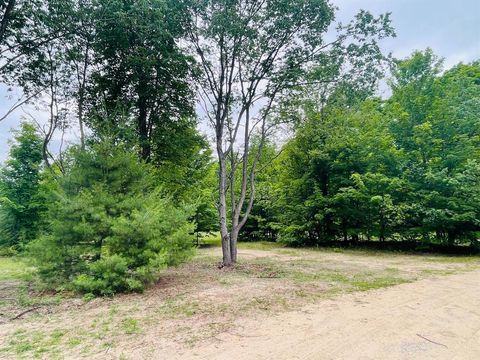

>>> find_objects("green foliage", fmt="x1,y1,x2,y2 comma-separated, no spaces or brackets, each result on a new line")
0,123,44,249
30,141,194,295
88,0,194,161
73,256,143,296
239,140,280,242
1,0,205,171
272,97,401,244
256,52,480,247
192,163,219,237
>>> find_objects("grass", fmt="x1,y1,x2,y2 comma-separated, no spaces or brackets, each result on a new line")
14,286,64,307
3,328,67,359
349,275,410,291
0,257,34,281
0,260,64,321
238,241,285,251
198,233,221,247
1,309,144,358
156,297,205,319
198,233,284,251
424,254,480,263
121,318,141,335
223,254,411,291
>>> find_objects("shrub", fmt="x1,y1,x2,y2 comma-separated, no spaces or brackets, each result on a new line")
29,142,194,295
73,255,143,296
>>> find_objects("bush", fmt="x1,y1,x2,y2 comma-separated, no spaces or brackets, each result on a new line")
29,142,194,295
0,246,17,257
73,255,143,296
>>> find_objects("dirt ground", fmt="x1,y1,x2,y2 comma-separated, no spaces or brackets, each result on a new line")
0,245,479,359
167,269,480,360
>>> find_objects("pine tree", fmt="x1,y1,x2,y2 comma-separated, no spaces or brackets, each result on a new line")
0,123,44,249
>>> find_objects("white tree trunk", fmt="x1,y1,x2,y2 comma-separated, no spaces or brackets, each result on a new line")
218,144,233,266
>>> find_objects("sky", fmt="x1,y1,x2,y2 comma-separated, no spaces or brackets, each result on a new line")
0,0,479,161
334,0,479,67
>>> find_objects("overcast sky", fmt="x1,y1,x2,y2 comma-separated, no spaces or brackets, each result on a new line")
0,0,479,161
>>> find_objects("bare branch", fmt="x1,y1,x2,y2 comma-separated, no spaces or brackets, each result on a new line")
0,88,44,122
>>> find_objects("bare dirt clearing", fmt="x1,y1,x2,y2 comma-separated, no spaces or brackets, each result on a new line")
172,269,480,360
0,245,479,359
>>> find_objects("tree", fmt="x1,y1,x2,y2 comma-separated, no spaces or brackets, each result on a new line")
0,122,44,248
181,0,394,265
0,0,89,167
267,52,479,247
390,58,480,244
274,97,400,244
0,0,16,42
240,140,280,242
1,0,205,174
192,162,219,244
30,141,195,295
88,0,194,161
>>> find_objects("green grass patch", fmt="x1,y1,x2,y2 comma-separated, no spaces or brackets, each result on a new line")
1,328,68,359
0,257,34,281
421,268,458,276
121,318,140,335
275,248,302,256
424,255,480,264
198,233,221,247
238,241,285,251
232,258,288,279
289,270,349,283
349,275,410,291
156,297,204,318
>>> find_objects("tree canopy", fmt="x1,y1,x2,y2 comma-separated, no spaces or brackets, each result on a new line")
244,52,480,248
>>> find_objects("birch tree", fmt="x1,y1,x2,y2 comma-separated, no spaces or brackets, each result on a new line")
181,0,394,265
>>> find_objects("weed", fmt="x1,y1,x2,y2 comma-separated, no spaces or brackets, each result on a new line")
82,293,96,302
67,337,83,348
15,288,62,308
121,318,140,334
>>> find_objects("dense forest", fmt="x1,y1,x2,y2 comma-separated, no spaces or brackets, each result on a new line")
244,51,480,248
0,0,478,295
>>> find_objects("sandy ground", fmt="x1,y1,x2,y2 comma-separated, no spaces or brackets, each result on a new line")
162,269,480,360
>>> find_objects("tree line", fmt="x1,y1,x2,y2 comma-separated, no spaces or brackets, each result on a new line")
0,1,478,295
244,50,480,249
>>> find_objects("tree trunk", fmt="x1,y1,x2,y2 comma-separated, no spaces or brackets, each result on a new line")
447,231,456,247
217,147,232,266
78,90,85,150
137,96,150,161
230,227,238,263
77,43,89,151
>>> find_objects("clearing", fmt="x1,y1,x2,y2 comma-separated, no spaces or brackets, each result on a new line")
0,243,479,359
